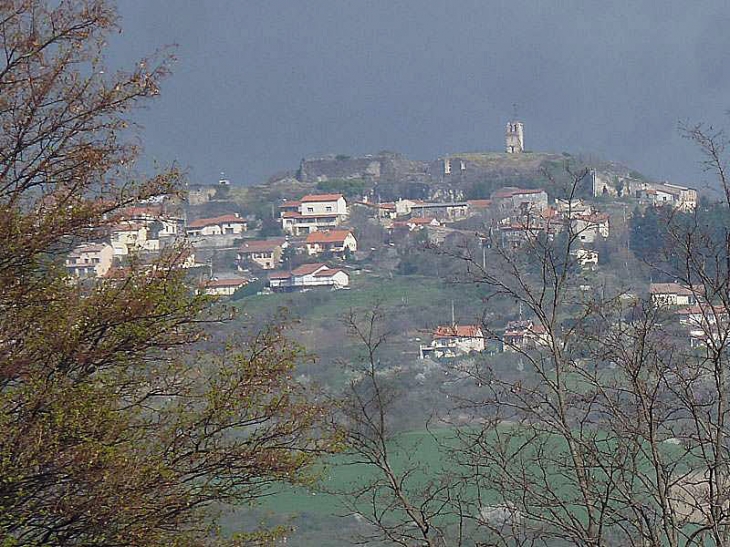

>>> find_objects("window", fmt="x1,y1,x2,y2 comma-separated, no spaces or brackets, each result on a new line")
326,206,332,212
307,207,314,213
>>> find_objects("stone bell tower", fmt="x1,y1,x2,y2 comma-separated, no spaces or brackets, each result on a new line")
505,121,524,154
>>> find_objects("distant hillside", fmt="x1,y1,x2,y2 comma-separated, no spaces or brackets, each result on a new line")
227,149,652,215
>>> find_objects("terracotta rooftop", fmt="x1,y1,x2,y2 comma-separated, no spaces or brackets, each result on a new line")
408,217,439,225
239,238,286,253
649,283,704,296
202,277,249,288
467,199,492,208
187,214,244,229
305,230,353,244
300,193,344,202
291,263,328,276
434,325,482,338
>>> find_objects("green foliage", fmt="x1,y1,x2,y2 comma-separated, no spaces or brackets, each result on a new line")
0,2,332,545
231,279,265,300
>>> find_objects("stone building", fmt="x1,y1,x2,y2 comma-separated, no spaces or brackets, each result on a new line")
506,121,524,154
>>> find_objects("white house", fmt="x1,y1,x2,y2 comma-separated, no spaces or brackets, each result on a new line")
280,194,348,235
639,183,698,211
491,187,548,217
268,263,349,291
186,214,247,237
419,325,485,359
571,248,599,268
304,230,357,257
650,283,704,308
503,320,550,352
66,243,114,278
571,212,609,243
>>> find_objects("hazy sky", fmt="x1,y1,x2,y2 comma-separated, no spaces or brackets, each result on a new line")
108,1,730,188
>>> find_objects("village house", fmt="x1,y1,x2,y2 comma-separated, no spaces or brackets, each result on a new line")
419,324,485,359
649,283,704,308
279,194,348,235
268,263,349,291
571,212,610,243
676,305,728,328
491,187,549,218
408,201,469,221
237,238,287,270
637,183,697,211
199,277,250,297
66,243,115,278
120,205,184,239
466,199,492,214
571,248,599,268
353,199,397,219
109,220,163,255
304,230,357,257
502,320,550,352
186,214,247,237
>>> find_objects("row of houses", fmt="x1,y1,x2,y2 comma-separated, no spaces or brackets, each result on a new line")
418,318,550,359
236,229,357,271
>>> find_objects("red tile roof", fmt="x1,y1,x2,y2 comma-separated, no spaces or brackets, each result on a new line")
188,214,244,229
279,200,302,208
314,268,345,278
649,283,703,296
300,193,344,202
202,277,249,288
305,230,353,244
467,199,492,209
239,238,286,253
291,263,327,276
433,325,482,338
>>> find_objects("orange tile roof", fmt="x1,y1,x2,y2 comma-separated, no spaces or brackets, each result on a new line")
239,238,286,253
314,268,345,278
300,193,344,202
291,263,327,276
202,277,249,288
305,230,352,244
467,199,492,208
408,217,438,225
434,325,482,338
188,214,244,229
649,283,703,296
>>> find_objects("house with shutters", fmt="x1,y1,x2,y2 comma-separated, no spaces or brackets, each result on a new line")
502,320,551,352
419,324,485,359
304,230,357,257
279,194,348,235
268,263,349,291
199,276,250,297
237,238,287,270
66,243,115,279
650,283,704,308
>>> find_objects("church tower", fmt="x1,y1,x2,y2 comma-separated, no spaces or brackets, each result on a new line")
505,121,524,154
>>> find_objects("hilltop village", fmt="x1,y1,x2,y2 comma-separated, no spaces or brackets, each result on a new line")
65,120,709,358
